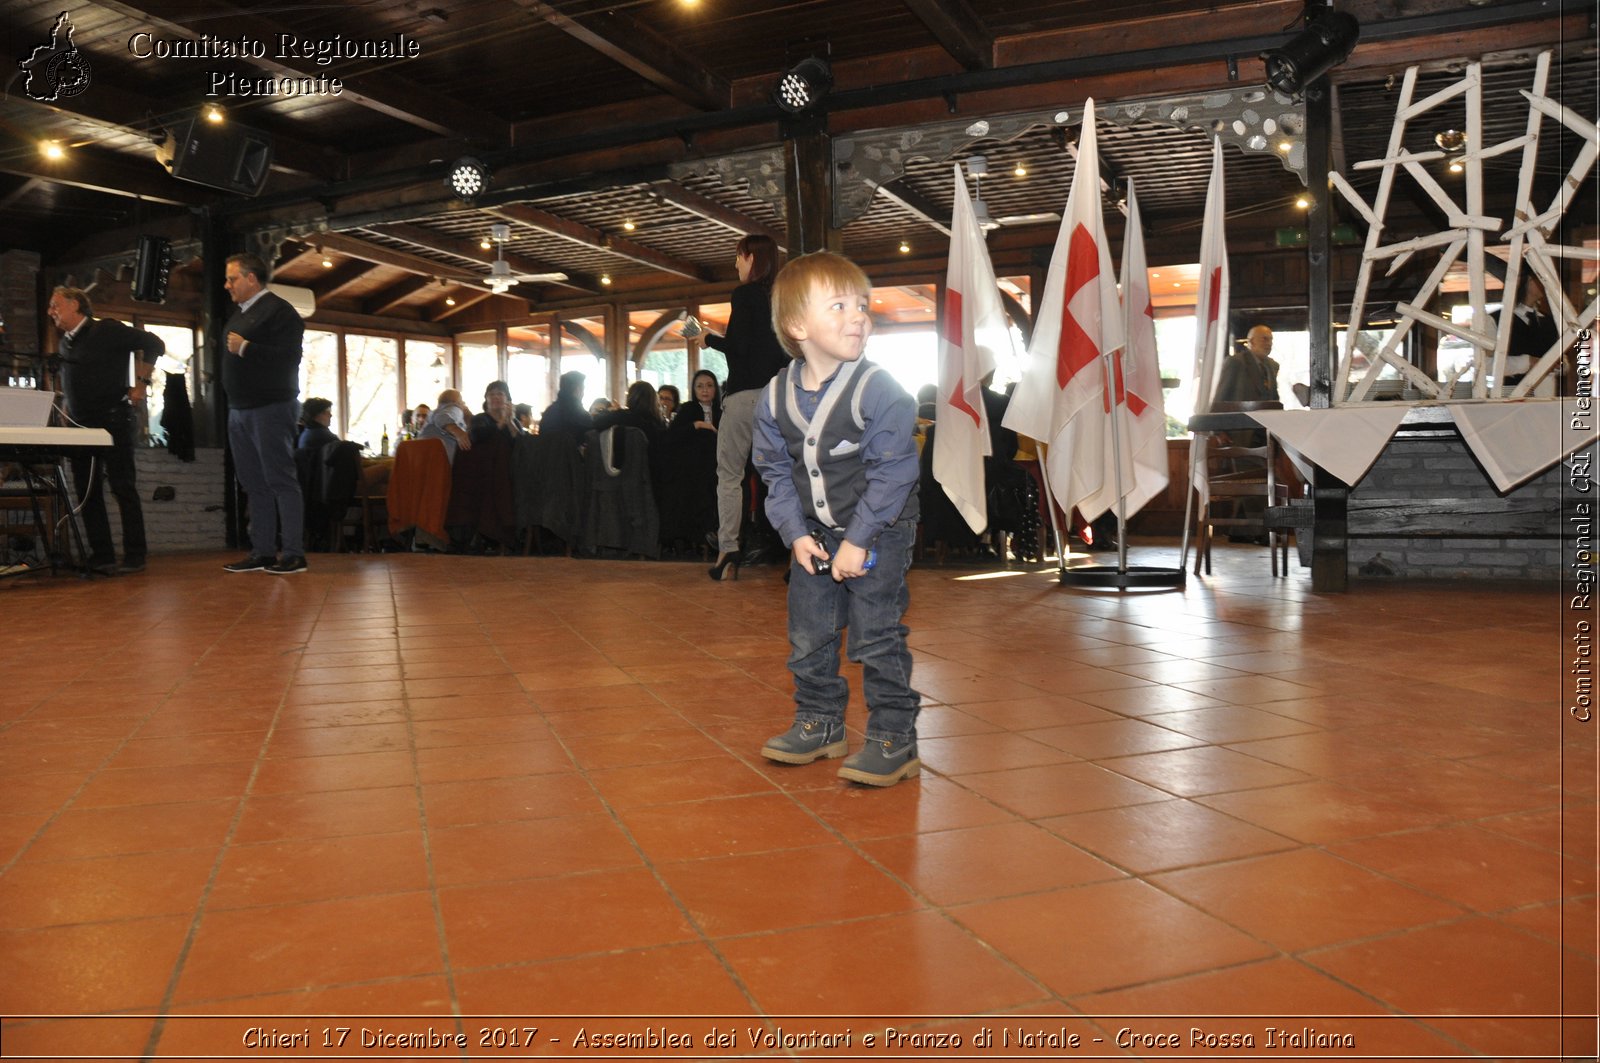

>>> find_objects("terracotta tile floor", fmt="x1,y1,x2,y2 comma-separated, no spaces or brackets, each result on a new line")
0,546,1594,1060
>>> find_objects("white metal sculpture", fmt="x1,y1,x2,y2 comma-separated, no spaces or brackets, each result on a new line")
1333,52,1599,404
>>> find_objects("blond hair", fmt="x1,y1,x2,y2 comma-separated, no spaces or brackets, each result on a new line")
770,251,872,359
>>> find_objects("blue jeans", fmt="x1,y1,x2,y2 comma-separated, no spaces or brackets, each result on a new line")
786,519,920,743
229,399,304,558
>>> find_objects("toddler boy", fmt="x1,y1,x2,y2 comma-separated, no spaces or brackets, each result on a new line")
752,252,922,786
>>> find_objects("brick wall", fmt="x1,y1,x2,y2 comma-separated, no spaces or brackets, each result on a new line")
1347,435,1563,580
91,446,228,555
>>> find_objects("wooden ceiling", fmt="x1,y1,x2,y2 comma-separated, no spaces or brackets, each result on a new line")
3,0,1592,327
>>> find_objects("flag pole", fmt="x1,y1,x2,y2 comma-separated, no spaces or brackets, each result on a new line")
1033,442,1069,575
1103,349,1131,575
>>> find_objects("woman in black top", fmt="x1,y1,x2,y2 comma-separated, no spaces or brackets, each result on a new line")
663,369,722,552
701,234,787,580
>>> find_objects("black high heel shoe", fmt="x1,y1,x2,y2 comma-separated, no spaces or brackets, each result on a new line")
708,551,741,581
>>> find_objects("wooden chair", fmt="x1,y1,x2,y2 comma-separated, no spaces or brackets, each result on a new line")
1192,400,1294,577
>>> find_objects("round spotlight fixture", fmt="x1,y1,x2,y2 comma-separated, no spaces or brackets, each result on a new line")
1434,129,1467,153
204,104,225,124
1295,195,1311,209
445,156,489,203
775,57,833,116
600,273,612,286
898,240,911,254
1263,11,1360,97
40,139,65,160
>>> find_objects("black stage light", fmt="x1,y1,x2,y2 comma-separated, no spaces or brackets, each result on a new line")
445,156,489,202
775,57,833,116
1263,9,1360,97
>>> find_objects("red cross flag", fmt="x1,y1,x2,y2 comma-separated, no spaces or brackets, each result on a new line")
1002,98,1125,520
933,163,1004,533
1078,178,1170,522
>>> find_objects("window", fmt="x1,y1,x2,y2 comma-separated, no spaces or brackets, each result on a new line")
507,323,552,415
456,329,499,416
406,338,450,419
630,308,689,398
299,330,340,432
560,314,608,410
345,334,398,452
1155,315,1199,436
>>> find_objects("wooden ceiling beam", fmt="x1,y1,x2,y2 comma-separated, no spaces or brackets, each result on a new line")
508,0,730,111
902,0,994,71
11,76,336,179
873,181,953,239
317,230,482,286
0,140,201,206
431,290,501,321
89,0,506,144
309,259,378,301
647,180,786,251
375,222,603,295
363,274,435,317
488,204,712,282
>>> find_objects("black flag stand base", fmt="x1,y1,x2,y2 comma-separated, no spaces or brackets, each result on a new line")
1054,348,1185,592
1059,563,1186,590
1057,512,1186,591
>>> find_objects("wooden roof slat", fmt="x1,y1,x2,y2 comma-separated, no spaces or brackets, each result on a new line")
902,0,995,71
91,0,507,144
646,180,787,251
488,204,713,282
509,0,731,111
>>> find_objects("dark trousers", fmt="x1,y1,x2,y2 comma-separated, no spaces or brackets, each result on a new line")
69,403,145,566
785,520,921,743
229,399,304,558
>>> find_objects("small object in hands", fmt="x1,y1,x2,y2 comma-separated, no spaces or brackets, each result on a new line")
680,315,703,339
809,530,875,574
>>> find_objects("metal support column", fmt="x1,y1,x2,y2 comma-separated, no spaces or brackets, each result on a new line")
1305,74,1348,592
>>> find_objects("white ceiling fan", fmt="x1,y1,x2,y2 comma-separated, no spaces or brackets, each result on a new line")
965,156,1061,230
484,223,568,293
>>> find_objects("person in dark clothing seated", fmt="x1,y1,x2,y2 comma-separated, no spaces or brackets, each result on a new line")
658,384,681,423
297,397,339,450
470,380,524,444
594,380,670,504
540,370,592,443
593,381,667,447
663,369,722,552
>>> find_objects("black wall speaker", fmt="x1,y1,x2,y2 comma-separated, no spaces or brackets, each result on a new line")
156,119,273,197
132,235,172,303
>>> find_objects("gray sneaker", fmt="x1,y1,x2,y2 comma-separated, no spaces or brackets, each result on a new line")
837,737,921,787
760,719,847,764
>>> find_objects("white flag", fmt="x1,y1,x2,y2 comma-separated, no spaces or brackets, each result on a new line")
933,163,1003,533
1189,136,1231,504
1002,98,1125,520
1119,179,1170,517
1078,178,1171,522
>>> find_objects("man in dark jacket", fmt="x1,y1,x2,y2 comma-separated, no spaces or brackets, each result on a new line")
46,286,163,575
220,252,308,574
